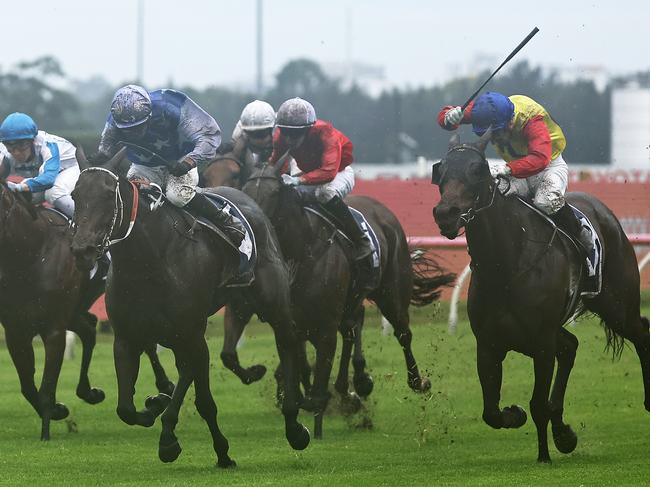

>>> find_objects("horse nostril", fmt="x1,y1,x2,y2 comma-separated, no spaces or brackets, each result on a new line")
434,204,461,223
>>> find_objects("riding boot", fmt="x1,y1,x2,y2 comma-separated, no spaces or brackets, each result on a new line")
551,204,594,255
324,196,373,261
185,193,246,248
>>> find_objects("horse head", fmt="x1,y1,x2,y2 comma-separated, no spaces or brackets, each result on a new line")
71,147,128,272
242,162,285,219
432,129,493,239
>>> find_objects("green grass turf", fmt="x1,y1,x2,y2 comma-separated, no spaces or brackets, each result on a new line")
0,297,649,487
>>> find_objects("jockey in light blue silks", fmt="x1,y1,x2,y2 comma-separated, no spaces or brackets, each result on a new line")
0,113,80,218
96,84,245,245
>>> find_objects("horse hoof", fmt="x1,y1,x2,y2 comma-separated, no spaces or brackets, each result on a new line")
156,381,175,396
537,455,552,464
158,440,182,463
411,377,431,393
52,403,70,421
242,365,267,385
353,373,374,398
502,405,527,428
145,393,172,417
340,392,363,415
553,424,578,454
78,387,105,405
287,423,311,451
217,457,237,469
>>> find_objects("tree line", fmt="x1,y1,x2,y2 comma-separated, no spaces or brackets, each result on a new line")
1,56,645,164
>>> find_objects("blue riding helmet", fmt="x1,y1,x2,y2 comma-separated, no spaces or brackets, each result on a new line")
0,112,38,142
471,92,515,136
110,84,152,129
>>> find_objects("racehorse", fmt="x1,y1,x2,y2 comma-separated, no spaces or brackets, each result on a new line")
241,162,454,437
199,142,248,190
432,130,650,463
70,149,309,467
0,173,171,440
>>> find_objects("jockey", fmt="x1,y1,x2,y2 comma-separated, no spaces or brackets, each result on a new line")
96,84,245,246
438,91,594,255
269,97,373,264
0,112,79,218
230,100,276,166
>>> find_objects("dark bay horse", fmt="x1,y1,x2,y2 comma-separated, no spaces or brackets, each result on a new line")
70,151,309,467
199,142,248,190
432,131,650,463
241,163,454,437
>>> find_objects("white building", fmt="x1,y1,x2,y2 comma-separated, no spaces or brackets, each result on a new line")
611,85,650,170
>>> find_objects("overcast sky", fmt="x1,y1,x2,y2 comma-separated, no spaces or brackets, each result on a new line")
4,0,649,90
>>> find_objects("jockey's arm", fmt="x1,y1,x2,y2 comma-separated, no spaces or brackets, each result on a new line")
96,121,122,160
507,116,553,178
23,142,61,192
300,137,341,185
177,98,221,168
437,101,475,130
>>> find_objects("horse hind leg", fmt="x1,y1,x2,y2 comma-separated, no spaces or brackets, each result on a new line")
351,306,374,397
143,344,175,396
530,344,557,463
334,306,363,413
69,311,105,405
375,295,430,392
549,328,579,454
220,305,266,385
179,337,236,468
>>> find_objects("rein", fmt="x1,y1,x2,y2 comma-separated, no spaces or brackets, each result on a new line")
80,167,140,249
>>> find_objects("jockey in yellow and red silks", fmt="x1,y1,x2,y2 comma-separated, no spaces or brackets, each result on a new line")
437,92,593,255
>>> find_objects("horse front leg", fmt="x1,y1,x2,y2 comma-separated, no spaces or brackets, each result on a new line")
351,306,374,397
39,326,68,440
549,328,579,454
476,342,527,431
114,335,170,427
334,315,362,414
158,345,197,463
220,305,266,384
307,330,337,440
5,329,47,420
69,311,105,405
143,344,175,396
531,344,557,463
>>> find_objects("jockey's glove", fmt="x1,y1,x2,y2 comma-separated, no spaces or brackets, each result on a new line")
168,159,195,177
7,181,29,192
490,162,512,178
281,174,301,186
444,106,464,127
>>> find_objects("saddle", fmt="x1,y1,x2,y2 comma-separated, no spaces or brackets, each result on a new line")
303,202,381,292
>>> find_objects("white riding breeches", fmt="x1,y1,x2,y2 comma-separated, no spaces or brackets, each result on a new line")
313,166,355,203
44,165,80,204
127,164,199,207
498,154,568,215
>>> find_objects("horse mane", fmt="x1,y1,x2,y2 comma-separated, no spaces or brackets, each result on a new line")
216,141,235,155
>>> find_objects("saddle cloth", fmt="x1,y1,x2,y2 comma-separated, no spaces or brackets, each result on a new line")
199,193,257,287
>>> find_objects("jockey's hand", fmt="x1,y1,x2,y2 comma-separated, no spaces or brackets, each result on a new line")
444,106,464,127
168,159,194,177
490,162,512,179
7,181,29,192
281,174,301,186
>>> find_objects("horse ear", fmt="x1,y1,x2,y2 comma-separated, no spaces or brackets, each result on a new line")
76,146,90,170
103,147,128,173
448,134,460,150
475,127,492,154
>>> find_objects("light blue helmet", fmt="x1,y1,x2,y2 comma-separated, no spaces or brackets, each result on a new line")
471,92,515,136
0,112,38,142
110,84,152,129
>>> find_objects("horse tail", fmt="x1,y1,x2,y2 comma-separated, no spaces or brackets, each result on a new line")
409,248,456,306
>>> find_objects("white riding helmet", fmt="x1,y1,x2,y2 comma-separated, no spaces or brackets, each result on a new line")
240,100,276,131
275,97,316,128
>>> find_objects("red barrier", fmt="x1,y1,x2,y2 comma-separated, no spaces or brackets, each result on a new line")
407,234,650,248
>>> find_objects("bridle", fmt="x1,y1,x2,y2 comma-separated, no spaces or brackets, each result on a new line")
79,167,140,251
440,144,502,227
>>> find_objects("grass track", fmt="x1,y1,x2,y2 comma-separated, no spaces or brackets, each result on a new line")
0,299,649,486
